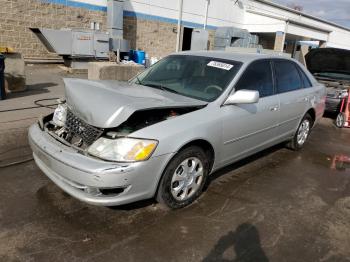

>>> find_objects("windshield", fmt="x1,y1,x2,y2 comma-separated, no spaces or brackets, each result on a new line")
132,55,242,102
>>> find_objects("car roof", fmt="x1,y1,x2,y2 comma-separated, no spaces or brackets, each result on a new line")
175,50,294,64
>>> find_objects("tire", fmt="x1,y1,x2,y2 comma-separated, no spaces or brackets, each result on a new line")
156,146,210,209
286,113,313,151
335,112,345,128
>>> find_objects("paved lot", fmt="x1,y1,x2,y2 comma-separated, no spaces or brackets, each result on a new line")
1,65,350,262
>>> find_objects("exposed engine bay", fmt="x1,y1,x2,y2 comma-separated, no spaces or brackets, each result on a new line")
305,48,350,101
105,107,199,138
316,77,350,98
42,105,203,152
316,78,349,99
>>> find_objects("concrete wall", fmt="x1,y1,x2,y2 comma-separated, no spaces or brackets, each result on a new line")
244,11,285,33
81,0,245,29
273,32,285,52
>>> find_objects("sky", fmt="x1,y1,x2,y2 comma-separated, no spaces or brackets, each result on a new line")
273,0,350,28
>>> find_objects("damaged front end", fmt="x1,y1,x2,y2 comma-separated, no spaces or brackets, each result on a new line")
41,104,104,151
41,102,203,161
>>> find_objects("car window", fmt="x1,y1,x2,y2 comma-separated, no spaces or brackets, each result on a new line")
274,60,302,93
235,60,274,97
298,67,312,88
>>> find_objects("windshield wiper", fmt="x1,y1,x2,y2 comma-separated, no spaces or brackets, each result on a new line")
143,83,181,95
135,76,143,85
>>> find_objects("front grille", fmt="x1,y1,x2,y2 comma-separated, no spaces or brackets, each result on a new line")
65,110,103,145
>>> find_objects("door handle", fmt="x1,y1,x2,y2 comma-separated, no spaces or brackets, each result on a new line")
269,106,279,111
303,97,309,102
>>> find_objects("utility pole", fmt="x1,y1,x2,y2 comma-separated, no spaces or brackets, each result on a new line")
176,0,184,52
204,0,210,30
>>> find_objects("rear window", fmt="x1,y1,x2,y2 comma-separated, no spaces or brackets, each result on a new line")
298,68,312,88
274,60,302,93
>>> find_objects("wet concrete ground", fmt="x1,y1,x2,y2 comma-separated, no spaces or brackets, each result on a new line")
1,65,350,262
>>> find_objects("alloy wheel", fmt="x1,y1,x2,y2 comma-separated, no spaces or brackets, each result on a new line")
170,157,204,201
336,113,345,128
297,119,310,145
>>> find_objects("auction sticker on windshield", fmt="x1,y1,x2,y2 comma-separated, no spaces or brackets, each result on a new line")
207,61,234,70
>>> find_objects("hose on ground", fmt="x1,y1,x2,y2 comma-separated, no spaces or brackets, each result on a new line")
0,97,59,113
0,98,60,166
0,157,33,168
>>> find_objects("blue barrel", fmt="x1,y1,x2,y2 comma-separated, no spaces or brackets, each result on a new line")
0,54,5,100
133,50,146,65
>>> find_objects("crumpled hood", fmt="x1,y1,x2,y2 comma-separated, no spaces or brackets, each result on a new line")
306,48,350,75
63,78,207,128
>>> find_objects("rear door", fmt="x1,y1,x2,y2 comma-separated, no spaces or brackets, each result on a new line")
273,59,309,138
221,59,280,165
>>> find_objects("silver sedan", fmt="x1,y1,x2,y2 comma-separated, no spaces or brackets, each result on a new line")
29,51,326,209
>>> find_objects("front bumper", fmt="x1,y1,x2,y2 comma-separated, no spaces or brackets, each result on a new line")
28,123,174,206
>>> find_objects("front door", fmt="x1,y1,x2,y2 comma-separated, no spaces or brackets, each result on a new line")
221,60,280,165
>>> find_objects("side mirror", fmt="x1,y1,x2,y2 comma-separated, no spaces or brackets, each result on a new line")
224,90,259,105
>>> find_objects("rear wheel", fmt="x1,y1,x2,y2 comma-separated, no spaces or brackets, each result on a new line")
286,114,313,151
335,112,345,128
156,146,209,209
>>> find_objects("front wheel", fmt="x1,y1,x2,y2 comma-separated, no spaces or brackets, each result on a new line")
156,146,210,209
286,114,313,151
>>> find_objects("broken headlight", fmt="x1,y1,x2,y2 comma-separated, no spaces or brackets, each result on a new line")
87,137,158,162
52,103,67,127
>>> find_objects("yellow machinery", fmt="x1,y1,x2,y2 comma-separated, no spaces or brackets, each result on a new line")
0,47,15,53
